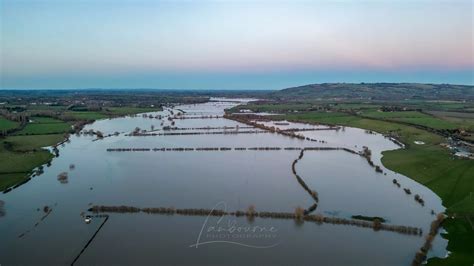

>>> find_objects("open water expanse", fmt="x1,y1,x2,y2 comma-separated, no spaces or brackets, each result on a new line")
0,99,447,265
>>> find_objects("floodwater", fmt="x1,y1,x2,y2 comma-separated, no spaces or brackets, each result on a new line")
0,99,447,265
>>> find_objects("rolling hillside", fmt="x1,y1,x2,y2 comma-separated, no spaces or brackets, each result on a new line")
271,83,474,101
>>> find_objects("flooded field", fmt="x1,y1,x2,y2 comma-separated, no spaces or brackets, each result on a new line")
0,99,447,265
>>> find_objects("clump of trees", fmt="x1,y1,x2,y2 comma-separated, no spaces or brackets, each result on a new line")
373,218,382,231
392,179,401,188
246,205,257,222
246,205,256,216
375,165,383,173
132,127,141,135
414,194,425,206
294,206,305,221
96,131,104,139
35,165,44,176
57,172,68,184
361,146,374,167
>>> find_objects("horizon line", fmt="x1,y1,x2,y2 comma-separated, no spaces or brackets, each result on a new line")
1,81,473,91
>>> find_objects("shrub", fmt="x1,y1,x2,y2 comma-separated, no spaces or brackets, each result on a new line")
294,206,305,221
246,205,256,216
311,190,319,202
57,172,68,184
373,218,382,231
375,165,383,173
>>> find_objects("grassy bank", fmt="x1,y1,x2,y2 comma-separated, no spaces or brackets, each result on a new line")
248,109,472,265
0,142,54,191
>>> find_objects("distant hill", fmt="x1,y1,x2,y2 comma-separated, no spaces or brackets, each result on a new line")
271,83,474,101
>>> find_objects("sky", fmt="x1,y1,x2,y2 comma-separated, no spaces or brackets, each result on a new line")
0,0,473,90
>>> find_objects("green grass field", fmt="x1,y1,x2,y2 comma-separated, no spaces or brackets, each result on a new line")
0,116,67,190
428,216,474,266
30,116,65,123
0,142,53,191
4,134,65,151
373,100,474,112
0,144,53,174
280,111,444,144
427,111,474,132
0,133,63,190
382,147,474,210
15,123,72,135
331,103,381,110
0,173,29,191
13,116,72,135
0,117,19,131
361,110,458,130
279,111,363,125
26,105,66,111
105,106,161,115
64,111,108,120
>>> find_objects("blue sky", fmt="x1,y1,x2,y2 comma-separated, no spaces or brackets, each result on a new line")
1,0,473,89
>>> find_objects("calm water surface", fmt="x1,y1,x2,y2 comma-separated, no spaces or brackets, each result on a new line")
0,99,447,265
